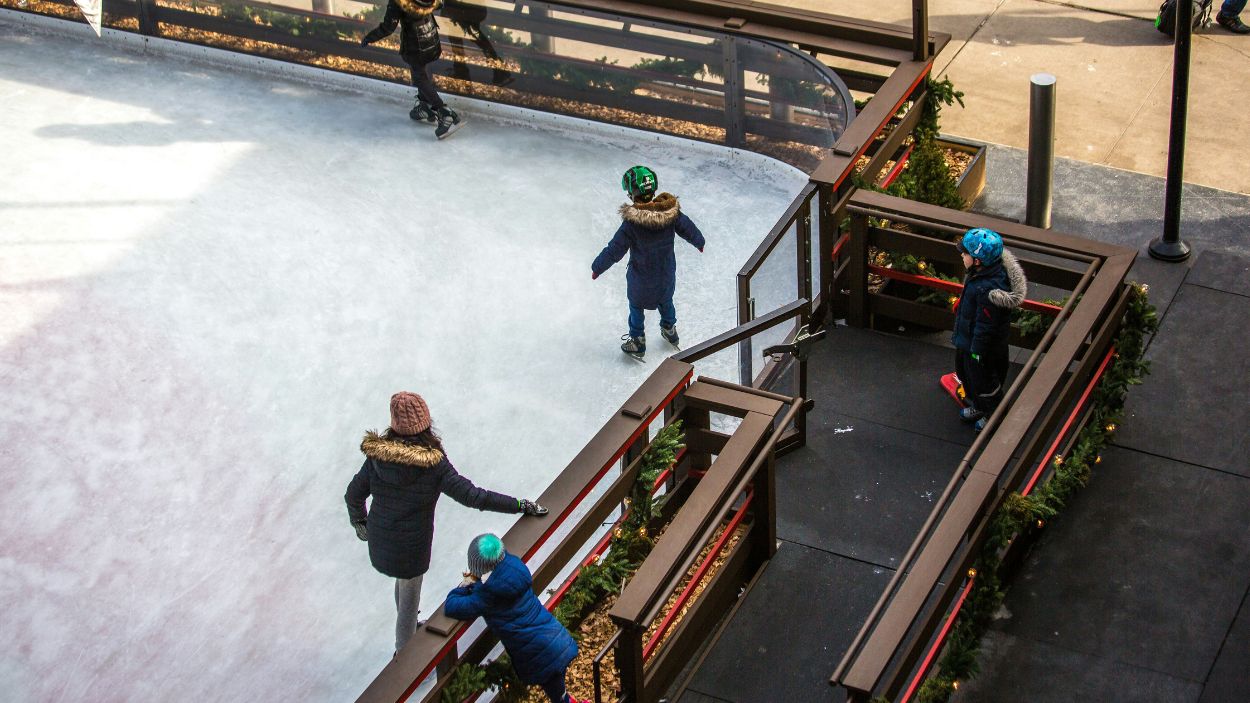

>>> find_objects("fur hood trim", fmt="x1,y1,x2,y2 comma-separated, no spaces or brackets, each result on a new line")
395,0,439,18
360,430,444,467
988,249,1028,309
620,192,680,229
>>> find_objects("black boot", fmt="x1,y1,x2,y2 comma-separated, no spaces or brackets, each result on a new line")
435,106,462,139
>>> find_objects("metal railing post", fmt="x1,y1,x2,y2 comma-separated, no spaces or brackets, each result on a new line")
1025,73,1056,229
722,36,745,148
912,0,930,61
135,0,158,35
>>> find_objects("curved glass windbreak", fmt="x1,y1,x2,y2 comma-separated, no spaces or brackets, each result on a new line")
115,0,854,169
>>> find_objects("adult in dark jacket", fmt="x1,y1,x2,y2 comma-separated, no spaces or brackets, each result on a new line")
360,0,463,138
446,535,580,703
345,391,548,652
592,165,705,360
951,228,1013,432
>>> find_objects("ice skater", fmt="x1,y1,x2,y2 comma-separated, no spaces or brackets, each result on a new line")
950,228,1026,432
591,165,705,361
360,0,463,139
345,392,549,654
445,534,580,703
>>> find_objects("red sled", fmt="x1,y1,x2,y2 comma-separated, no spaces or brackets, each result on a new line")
940,372,968,408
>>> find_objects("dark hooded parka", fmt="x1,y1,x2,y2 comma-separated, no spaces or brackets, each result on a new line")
445,553,578,685
591,193,705,310
345,431,518,579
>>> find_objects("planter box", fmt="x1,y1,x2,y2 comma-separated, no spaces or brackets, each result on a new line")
937,134,988,208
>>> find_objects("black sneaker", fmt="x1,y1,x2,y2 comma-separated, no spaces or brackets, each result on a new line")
435,106,463,139
409,99,436,123
1217,13,1250,33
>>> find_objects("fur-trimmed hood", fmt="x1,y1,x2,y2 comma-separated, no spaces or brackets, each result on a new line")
394,0,439,18
988,249,1028,309
619,192,680,230
360,430,443,467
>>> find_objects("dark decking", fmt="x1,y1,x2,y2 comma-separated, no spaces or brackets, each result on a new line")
677,145,1250,702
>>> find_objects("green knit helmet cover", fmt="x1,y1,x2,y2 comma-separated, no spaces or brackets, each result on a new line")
621,165,658,199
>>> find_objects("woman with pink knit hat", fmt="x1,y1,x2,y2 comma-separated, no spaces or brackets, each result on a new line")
345,391,549,653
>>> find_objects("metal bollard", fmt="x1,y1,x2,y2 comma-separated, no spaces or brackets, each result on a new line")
1025,73,1056,229
1150,0,1194,262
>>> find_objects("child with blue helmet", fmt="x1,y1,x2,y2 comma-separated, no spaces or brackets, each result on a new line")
952,228,1025,431
591,166,706,360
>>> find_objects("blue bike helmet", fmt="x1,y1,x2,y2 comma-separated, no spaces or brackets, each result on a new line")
958,227,1003,264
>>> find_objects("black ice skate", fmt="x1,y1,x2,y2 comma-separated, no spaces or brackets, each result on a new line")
660,324,680,350
621,334,646,362
435,106,463,139
409,99,436,124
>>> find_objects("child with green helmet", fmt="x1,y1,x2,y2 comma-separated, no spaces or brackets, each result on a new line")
591,166,706,360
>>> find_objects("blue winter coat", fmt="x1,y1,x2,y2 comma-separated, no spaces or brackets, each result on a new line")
345,432,519,579
591,193,706,310
951,259,1011,356
445,553,578,685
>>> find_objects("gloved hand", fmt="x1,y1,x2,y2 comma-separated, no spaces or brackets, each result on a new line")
459,571,479,588
698,247,704,253
591,271,599,280
353,521,368,541
970,352,981,362
518,498,549,516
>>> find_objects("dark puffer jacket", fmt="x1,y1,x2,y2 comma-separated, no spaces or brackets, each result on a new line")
345,431,518,579
362,0,442,66
591,193,706,310
952,258,1011,356
445,553,578,685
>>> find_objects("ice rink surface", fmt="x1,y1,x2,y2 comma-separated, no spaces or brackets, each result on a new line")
0,14,807,701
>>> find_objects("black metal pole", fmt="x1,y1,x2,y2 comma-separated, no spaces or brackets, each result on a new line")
1150,0,1193,262
1025,73,1056,229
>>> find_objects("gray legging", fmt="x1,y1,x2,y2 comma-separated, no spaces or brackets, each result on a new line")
394,575,424,652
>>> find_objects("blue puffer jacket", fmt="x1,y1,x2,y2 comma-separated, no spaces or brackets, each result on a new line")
445,553,578,685
591,193,706,310
952,259,1011,355
345,432,519,579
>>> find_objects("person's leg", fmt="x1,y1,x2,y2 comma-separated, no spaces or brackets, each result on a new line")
393,575,424,653
658,298,676,330
1221,0,1247,18
409,63,444,110
962,352,1002,414
628,304,645,339
981,349,1010,415
1217,0,1250,32
539,669,570,703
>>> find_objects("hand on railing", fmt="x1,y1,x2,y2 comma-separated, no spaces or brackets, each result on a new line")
518,498,549,516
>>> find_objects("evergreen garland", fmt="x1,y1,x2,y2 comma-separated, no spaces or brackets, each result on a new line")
902,284,1158,703
438,422,686,703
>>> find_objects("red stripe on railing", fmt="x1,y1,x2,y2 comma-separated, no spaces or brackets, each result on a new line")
867,264,1064,316
1021,346,1116,496
899,574,976,703
396,628,471,703
641,489,755,661
522,371,692,562
879,143,914,189
829,64,932,191
830,232,851,262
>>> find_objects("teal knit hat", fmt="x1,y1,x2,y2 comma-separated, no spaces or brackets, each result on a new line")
467,533,506,577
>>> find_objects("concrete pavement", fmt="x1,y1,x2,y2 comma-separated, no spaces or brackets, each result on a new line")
789,0,1250,195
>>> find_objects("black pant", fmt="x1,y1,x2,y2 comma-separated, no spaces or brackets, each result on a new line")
408,62,443,110
538,669,570,703
955,347,1009,414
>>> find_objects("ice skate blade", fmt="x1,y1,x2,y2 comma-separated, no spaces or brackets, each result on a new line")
623,351,646,364
435,120,465,140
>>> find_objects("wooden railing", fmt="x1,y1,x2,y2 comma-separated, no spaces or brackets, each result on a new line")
828,190,1138,702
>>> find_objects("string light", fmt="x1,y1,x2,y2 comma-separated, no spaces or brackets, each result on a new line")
1105,423,1117,433
967,568,977,579
613,527,624,539
952,681,960,691
1053,455,1063,467
1036,519,1045,529
1095,455,1102,464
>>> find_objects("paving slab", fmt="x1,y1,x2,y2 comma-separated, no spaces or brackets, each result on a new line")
1187,249,1250,299
994,446,1250,682
1199,589,1250,703
777,410,969,569
679,541,891,703
953,630,1203,703
1117,284,1250,476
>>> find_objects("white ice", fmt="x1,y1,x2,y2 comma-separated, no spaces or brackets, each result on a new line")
0,14,807,701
